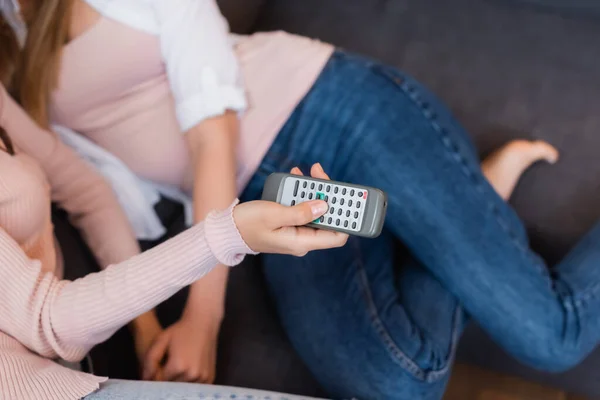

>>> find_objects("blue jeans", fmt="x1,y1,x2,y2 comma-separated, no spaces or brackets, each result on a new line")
242,51,600,399
85,380,323,399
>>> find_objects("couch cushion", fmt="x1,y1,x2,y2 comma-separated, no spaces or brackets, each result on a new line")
218,0,265,34
216,258,327,397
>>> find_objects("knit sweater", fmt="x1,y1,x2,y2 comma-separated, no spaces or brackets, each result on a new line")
0,85,254,400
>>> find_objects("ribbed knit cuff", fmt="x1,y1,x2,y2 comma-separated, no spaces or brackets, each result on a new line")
204,199,258,266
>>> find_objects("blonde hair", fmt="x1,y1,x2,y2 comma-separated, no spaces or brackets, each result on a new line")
17,0,74,128
0,14,19,154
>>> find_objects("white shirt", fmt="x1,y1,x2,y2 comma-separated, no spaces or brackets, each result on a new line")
1,0,247,132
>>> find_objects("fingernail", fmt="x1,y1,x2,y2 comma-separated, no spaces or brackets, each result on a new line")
309,200,328,216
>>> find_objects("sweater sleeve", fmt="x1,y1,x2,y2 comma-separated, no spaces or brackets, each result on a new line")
0,202,252,362
153,0,247,132
0,84,140,268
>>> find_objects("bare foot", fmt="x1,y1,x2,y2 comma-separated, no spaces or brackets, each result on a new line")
481,140,559,200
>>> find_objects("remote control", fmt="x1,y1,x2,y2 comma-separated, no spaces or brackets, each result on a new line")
262,173,388,238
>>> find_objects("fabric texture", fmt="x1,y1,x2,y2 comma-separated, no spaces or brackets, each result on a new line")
0,91,254,399
240,51,600,399
84,379,325,400
0,197,251,399
0,84,141,273
54,124,193,240
83,0,247,131
49,8,332,239
252,0,600,396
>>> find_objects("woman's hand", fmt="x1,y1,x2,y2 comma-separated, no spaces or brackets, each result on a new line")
141,164,347,383
131,311,165,380
235,163,349,256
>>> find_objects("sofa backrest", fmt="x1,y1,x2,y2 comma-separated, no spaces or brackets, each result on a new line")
217,0,265,34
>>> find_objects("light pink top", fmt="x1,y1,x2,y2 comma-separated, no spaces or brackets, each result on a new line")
51,18,334,192
0,85,255,399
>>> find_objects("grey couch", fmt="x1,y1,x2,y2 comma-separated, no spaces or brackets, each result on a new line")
214,0,600,398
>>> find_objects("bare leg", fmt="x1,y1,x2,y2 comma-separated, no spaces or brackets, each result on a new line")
481,140,559,200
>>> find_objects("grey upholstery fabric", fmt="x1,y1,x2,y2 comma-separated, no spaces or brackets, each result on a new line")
216,258,327,398
217,0,265,34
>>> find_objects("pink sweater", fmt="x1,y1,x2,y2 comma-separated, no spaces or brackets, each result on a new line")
51,18,334,193
0,86,254,399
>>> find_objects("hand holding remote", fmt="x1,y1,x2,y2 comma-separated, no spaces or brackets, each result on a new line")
234,164,349,256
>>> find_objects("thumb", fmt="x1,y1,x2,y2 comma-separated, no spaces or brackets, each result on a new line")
143,331,170,380
278,200,329,227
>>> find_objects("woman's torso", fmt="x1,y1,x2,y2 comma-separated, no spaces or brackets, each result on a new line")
51,6,334,193
53,17,192,189
0,150,58,275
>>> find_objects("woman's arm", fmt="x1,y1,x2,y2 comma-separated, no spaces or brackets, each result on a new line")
0,83,162,355
0,177,343,364
148,0,246,383
0,84,140,269
0,206,249,362
186,113,238,317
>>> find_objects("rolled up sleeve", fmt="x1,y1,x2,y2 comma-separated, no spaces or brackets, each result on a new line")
153,0,247,132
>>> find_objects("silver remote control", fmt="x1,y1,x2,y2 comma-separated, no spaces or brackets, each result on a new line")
262,173,388,238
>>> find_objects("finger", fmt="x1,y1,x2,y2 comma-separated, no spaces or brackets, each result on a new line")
153,368,165,382
142,333,170,381
163,360,187,382
290,167,303,176
292,227,349,252
277,200,329,226
310,163,331,180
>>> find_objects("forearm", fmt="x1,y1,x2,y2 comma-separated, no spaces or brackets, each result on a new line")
185,112,239,319
0,211,250,362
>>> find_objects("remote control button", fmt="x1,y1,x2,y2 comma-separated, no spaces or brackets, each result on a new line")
340,199,345,206
358,191,363,197
316,192,325,200
301,192,305,199
320,216,325,223
348,200,353,207
311,183,315,190
294,181,299,196
344,220,349,228
332,198,336,204
319,184,323,191
309,193,313,200
330,208,335,214
346,210,350,217
350,189,355,196
338,209,342,216
325,195,329,202
342,188,347,195
352,222,357,229
327,185,331,192
357,201,361,209
354,211,359,219
303,182,307,188
291,200,296,206
336,219,341,226
334,187,339,194
328,217,332,224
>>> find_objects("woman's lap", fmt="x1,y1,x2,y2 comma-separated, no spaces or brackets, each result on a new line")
85,380,322,400
243,50,600,398
242,51,470,399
